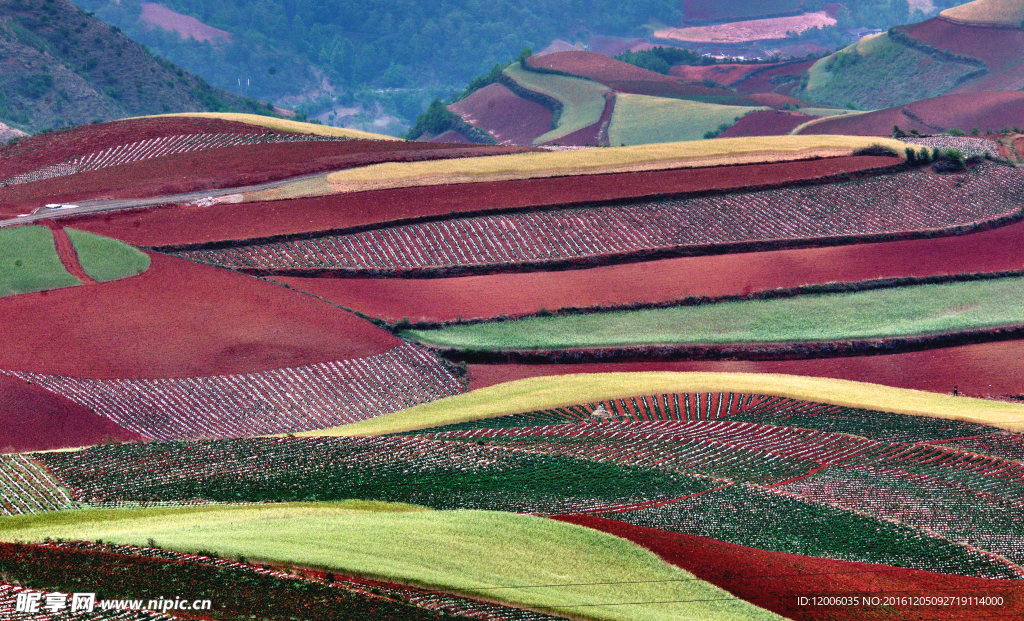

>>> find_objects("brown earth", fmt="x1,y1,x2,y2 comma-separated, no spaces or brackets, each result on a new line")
64,155,901,247
719,110,814,137
449,83,554,145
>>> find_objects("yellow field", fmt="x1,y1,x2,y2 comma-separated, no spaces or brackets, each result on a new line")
940,0,1024,25
245,135,915,200
0,502,781,621
300,372,1024,436
147,112,400,140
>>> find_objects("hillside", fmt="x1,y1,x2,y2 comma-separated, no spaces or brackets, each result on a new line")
0,0,268,133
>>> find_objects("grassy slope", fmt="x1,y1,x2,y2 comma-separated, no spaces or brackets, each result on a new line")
799,33,980,110
405,276,1024,349
305,372,1024,435
240,135,915,200
502,63,610,144
941,0,1024,25
152,113,400,140
0,502,780,621
608,94,764,146
0,226,80,296
65,229,150,283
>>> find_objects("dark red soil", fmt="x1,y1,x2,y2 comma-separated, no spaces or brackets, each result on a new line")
422,130,476,144
903,17,1024,72
800,91,1024,135
528,51,757,103
747,92,807,108
0,375,146,451
554,515,1024,621
719,110,814,137
542,92,613,147
670,63,768,86
0,140,529,217
39,223,95,285
733,60,816,95
465,338,1024,398
0,117,281,181
449,83,554,145
270,212,1024,324
0,253,400,379
65,155,900,247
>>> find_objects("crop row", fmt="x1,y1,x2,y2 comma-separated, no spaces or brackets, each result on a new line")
773,465,1024,570
617,482,1019,579
179,164,1024,271
0,455,74,516
899,136,999,159
2,344,462,441
39,542,559,621
0,132,343,187
40,436,710,515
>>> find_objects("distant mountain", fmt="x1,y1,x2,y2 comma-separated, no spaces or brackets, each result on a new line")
0,0,270,133
796,0,1024,110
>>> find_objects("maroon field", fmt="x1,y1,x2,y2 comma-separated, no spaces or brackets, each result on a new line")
270,212,1024,323
670,63,769,86
527,51,757,102
65,155,901,247
555,515,1024,621
0,375,145,451
719,110,814,137
734,60,816,96
903,17,1024,74
465,338,1024,398
683,0,805,22
449,83,554,145
0,140,526,217
799,91,1024,135
0,253,399,379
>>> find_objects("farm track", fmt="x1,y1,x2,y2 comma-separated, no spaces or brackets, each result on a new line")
172,164,1024,277
44,225,96,285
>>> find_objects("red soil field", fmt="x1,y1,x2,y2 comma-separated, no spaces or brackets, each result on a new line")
554,515,1024,621
800,91,1024,135
718,110,813,137
0,117,281,181
0,141,525,216
733,60,816,95
0,253,400,379
449,83,554,145
270,213,1024,324
139,1,231,43
0,375,146,452
527,51,756,102
65,155,900,247
746,92,806,108
670,63,767,86
902,17,1024,72
465,338,1024,398
541,92,613,147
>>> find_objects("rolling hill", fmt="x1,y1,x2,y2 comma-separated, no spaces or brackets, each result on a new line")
0,0,269,133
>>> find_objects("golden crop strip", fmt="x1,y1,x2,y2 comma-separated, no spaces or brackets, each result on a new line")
301,372,1024,436
940,0,1024,26
145,112,400,141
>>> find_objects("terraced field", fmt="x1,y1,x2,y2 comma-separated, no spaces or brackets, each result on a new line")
178,164,1024,274
608,95,764,145
502,64,610,144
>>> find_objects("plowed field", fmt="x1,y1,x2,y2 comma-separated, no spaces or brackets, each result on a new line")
449,83,554,145
0,253,399,379
718,110,813,137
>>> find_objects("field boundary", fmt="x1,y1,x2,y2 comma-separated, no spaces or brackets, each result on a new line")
418,323,1024,366
149,157,908,254
184,201,1023,279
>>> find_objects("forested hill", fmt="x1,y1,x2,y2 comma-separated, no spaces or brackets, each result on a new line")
0,0,270,133
69,0,682,102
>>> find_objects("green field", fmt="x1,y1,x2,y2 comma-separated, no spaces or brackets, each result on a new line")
0,225,81,297
503,63,610,144
799,33,980,109
66,228,151,283
405,275,1024,350
306,372,1024,436
0,502,780,621
941,0,1024,26
608,94,764,146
